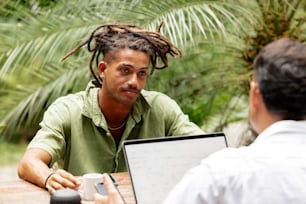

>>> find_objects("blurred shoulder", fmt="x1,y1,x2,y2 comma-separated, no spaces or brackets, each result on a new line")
48,91,86,111
141,89,176,104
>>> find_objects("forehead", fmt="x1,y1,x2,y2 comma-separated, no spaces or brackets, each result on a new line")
106,48,150,65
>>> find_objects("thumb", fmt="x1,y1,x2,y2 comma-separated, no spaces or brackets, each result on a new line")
102,174,117,193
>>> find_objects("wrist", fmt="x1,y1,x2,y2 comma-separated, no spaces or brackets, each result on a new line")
44,171,55,189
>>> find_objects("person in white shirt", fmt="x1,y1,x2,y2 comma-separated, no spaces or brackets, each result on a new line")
95,38,306,204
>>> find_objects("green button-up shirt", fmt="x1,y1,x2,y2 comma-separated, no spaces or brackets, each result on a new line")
28,81,204,175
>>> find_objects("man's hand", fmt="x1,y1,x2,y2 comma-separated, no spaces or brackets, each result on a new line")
45,169,80,192
94,174,124,204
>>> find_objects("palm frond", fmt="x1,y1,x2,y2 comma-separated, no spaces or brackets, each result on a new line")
2,0,304,142
1,67,89,141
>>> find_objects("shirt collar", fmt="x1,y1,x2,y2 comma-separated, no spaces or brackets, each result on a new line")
82,81,151,126
253,120,306,144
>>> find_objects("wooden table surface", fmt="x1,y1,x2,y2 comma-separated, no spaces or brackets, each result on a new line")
0,172,135,204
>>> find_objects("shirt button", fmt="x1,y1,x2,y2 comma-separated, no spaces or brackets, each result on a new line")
106,132,111,137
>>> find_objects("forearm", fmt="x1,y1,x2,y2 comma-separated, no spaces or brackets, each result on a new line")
18,148,53,188
18,155,53,188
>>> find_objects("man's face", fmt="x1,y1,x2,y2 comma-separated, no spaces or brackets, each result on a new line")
99,49,149,105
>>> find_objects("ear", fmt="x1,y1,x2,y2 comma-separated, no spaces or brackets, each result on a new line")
248,80,263,134
98,61,107,79
249,80,261,110
249,79,266,122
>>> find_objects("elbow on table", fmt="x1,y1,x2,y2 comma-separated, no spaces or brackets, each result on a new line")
17,157,28,180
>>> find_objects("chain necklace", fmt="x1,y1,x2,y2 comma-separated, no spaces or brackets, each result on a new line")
108,120,127,131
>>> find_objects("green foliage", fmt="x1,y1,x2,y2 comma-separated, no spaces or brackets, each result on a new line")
0,0,305,143
242,0,306,87
0,142,27,166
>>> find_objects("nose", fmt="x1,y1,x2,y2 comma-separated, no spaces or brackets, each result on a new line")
127,73,138,89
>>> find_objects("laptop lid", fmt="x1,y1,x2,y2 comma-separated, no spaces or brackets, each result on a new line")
122,132,228,204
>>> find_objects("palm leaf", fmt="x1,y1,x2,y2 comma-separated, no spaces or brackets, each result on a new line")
1,0,253,141
3,0,303,143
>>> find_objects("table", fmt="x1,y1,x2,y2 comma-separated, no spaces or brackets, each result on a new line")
0,172,135,204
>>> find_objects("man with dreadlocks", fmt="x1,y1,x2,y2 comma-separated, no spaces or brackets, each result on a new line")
18,23,204,191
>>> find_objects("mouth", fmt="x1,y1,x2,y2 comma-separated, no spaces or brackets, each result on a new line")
122,88,140,97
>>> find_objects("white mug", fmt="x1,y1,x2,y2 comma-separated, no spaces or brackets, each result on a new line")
82,173,103,201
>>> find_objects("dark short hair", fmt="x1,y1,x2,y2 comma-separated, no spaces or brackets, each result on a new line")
253,38,306,120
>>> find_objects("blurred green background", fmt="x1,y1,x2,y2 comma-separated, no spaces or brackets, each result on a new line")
0,142,26,166
0,0,305,166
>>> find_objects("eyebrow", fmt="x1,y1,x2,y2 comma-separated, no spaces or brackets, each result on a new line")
121,62,149,70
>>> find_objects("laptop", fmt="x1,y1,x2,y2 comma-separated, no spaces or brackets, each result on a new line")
122,132,228,204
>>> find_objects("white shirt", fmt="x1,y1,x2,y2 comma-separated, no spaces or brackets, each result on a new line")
164,120,306,204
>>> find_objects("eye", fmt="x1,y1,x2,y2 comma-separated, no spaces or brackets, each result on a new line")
138,70,148,77
120,68,130,74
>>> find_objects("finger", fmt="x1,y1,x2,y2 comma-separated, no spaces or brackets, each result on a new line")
94,193,107,204
45,173,63,190
56,169,81,190
46,184,56,194
51,181,65,190
46,175,65,191
49,170,80,190
56,169,80,185
101,174,125,204
102,174,117,193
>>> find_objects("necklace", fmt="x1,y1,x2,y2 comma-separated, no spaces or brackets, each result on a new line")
108,120,127,131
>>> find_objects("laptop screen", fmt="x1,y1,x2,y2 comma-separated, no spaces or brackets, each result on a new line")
122,133,227,204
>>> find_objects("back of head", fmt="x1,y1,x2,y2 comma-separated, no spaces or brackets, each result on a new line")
253,38,306,120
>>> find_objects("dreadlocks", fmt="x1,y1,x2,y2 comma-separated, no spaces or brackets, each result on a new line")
61,23,182,86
